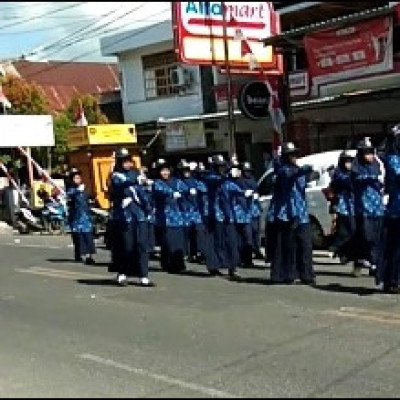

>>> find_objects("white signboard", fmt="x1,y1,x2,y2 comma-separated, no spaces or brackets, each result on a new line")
165,121,206,152
0,115,54,147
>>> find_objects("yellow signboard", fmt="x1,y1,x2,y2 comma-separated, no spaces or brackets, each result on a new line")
67,124,137,148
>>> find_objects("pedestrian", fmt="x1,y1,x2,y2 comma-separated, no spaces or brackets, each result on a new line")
108,147,155,287
269,142,316,285
203,154,241,279
351,137,385,277
376,124,400,293
153,158,187,273
177,159,208,263
328,150,357,265
240,161,264,261
66,169,96,265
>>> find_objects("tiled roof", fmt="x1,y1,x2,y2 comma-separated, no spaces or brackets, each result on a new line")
12,60,120,112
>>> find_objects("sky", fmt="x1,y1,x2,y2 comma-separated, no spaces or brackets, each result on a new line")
0,2,171,63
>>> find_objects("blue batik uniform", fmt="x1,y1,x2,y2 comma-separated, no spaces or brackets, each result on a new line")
351,156,384,266
330,169,355,216
108,169,151,278
153,177,187,273
377,152,400,288
273,163,312,224
270,160,315,284
67,185,95,259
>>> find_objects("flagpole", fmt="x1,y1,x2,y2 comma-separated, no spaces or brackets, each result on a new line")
221,1,236,158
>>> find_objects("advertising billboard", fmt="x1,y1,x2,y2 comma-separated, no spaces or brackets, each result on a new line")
172,2,282,73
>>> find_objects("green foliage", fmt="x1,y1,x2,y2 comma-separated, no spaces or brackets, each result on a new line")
66,93,109,125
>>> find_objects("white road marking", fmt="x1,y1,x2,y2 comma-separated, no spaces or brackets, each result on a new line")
3,242,62,249
15,266,109,281
78,353,239,398
323,306,400,325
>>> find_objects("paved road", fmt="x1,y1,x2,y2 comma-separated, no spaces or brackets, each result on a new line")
1,233,400,398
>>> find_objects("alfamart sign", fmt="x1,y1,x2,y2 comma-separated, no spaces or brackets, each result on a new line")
173,1,281,72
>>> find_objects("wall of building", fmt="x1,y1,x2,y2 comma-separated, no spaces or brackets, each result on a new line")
118,41,204,125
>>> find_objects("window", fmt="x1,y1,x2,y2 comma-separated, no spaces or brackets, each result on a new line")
142,50,181,99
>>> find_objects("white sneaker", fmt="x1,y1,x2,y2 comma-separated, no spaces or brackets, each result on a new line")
140,277,150,285
117,274,128,285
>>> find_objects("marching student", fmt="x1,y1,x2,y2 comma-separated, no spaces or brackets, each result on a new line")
108,148,155,287
351,137,385,277
153,159,187,274
269,142,316,285
66,169,95,265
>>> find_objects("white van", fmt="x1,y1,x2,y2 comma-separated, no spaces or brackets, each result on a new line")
259,150,357,249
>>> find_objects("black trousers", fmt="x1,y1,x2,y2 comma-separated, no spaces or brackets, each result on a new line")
205,220,240,271
160,226,186,273
265,221,277,263
330,214,357,261
354,216,383,266
251,217,261,252
71,231,95,259
377,217,400,287
236,223,253,266
184,224,204,258
109,220,149,278
270,220,314,283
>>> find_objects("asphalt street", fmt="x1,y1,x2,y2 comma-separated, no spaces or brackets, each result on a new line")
1,233,400,398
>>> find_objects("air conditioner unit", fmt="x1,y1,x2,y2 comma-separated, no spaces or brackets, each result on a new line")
171,66,193,87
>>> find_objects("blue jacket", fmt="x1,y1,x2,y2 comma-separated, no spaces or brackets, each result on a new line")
67,186,93,233
351,157,384,217
180,176,207,225
153,178,187,227
228,177,252,224
240,176,262,219
110,169,151,224
203,170,225,222
384,153,400,218
330,168,355,216
272,161,311,224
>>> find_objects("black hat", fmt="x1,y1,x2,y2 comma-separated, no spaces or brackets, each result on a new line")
177,159,190,170
339,150,354,161
281,142,299,155
241,161,253,171
211,154,227,166
115,147,131,160
154,158,170,170
357,137,374,151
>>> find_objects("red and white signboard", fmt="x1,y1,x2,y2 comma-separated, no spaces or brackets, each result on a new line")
172,2,282,73
304,16,394,87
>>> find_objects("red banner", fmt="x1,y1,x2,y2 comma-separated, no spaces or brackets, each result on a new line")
304,16,393,83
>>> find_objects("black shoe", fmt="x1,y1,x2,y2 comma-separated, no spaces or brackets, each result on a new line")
383,285,400,294
228,269,241,281
300,278,317,287
369,267,377,277
209,269,223,277
75,256,83,262
85,257,95,265
254,251,264,260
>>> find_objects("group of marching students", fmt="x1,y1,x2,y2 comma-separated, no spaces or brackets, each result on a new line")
64,123,400,293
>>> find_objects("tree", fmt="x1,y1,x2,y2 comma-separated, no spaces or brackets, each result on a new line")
66,93,108,125
52,113,72,167
1,75,50,115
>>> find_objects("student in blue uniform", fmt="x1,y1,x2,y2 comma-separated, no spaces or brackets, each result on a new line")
203,154,241,279
108,148,155,287
377,124,400,293
66,169,95,265
177,159,208,263
229,161,253,268
351,137,385,277
328,150,356,265
240,162,264,261
270,142,316,285
153,159,187,274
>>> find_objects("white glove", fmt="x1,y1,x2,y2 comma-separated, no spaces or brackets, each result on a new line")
173,192,181,199
122,197,132,208
77,184,85,192
189,188,197,196
244,189,254,198
147,179,154,186
253,193,259,200
137,175,147,185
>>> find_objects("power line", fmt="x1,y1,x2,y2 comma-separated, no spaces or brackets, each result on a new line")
37,3,148,59
40,5,169,59
22,14,171,81
0,2,89,31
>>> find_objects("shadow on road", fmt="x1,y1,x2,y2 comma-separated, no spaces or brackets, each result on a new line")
76,278,119,286
46,258,109,267
312,283,377,296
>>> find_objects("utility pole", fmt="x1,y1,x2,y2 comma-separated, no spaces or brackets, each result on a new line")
221,1,236,157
